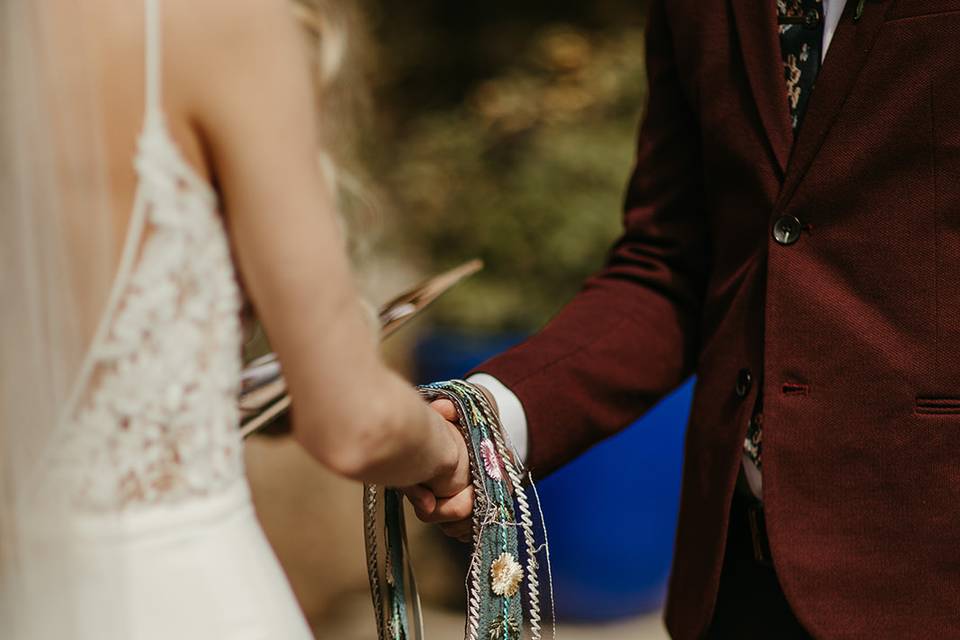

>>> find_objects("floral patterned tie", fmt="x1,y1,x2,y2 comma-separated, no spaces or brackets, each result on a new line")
742,1,826,472
777,0,825,130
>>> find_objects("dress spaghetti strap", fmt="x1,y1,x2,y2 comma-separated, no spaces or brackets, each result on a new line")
144,0,163,124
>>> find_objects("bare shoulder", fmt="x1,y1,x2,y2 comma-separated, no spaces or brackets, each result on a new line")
166,0,302,72
163,0,310,125
170,0,297,36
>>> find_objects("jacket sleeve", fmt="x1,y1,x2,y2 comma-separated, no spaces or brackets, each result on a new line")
471,0,708,475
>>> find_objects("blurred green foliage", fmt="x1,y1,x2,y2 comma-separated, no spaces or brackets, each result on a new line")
364,1,650,331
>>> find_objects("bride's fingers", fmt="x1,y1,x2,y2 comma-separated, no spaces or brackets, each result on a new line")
401,485,437,519
427,486,474,523
440,519,472,541
429,399,459,423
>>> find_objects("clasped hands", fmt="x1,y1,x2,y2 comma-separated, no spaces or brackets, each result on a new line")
402,389,499,543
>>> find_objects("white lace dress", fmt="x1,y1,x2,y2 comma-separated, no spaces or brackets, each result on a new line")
42,2,314,637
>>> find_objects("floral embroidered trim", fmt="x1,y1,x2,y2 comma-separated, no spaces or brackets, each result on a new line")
490,552,523,598
489,616,521,640
481,438,503,480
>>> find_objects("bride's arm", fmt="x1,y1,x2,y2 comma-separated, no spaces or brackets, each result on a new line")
175,0,466,493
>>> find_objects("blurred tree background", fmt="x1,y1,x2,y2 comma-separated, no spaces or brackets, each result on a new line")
360,0,651,331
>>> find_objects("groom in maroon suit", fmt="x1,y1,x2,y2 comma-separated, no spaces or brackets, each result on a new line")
421,0,960,637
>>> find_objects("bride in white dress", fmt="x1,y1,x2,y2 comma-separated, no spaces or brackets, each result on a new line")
0,0,470,637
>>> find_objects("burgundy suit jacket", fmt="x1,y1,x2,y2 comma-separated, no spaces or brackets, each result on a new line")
474,0,960,637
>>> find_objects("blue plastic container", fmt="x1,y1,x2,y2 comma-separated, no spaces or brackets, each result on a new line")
413,329,526,386
535,381,692,620
414,329,693,622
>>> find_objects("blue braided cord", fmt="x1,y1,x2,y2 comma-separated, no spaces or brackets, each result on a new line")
384,489,410,639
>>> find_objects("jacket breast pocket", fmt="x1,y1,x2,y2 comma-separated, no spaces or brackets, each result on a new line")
886,0,960,21
915,396,960,415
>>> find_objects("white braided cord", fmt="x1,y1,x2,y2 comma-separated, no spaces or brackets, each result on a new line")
474,387,544,640
458,390,488,640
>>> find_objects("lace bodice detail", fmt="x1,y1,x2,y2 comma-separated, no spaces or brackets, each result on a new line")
57,117,245,513
45,0,246,513
52,0,248,513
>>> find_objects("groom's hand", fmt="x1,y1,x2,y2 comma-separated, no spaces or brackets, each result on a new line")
403,399,476,543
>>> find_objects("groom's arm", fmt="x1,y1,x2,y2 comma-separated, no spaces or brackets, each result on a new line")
471,0,708,476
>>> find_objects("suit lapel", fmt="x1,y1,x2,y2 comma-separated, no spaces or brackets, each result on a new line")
730,0,794,176
777,0,893,208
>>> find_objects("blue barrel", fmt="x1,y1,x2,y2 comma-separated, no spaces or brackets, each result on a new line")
413,329,527,386
414,329,692,621
535,381,692,620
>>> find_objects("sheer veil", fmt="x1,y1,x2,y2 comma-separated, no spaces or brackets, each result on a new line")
0,0,119,635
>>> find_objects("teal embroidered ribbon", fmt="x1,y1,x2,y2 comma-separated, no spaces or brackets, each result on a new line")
364,380,548,640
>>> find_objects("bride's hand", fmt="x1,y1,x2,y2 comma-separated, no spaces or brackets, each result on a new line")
403,400,475,543
424,401,471,499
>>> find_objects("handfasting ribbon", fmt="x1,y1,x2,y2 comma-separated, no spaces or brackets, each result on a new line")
364,380,553,640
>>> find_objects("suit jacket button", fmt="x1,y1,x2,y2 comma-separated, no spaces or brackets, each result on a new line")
736,368,753,398
773,215,802,245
